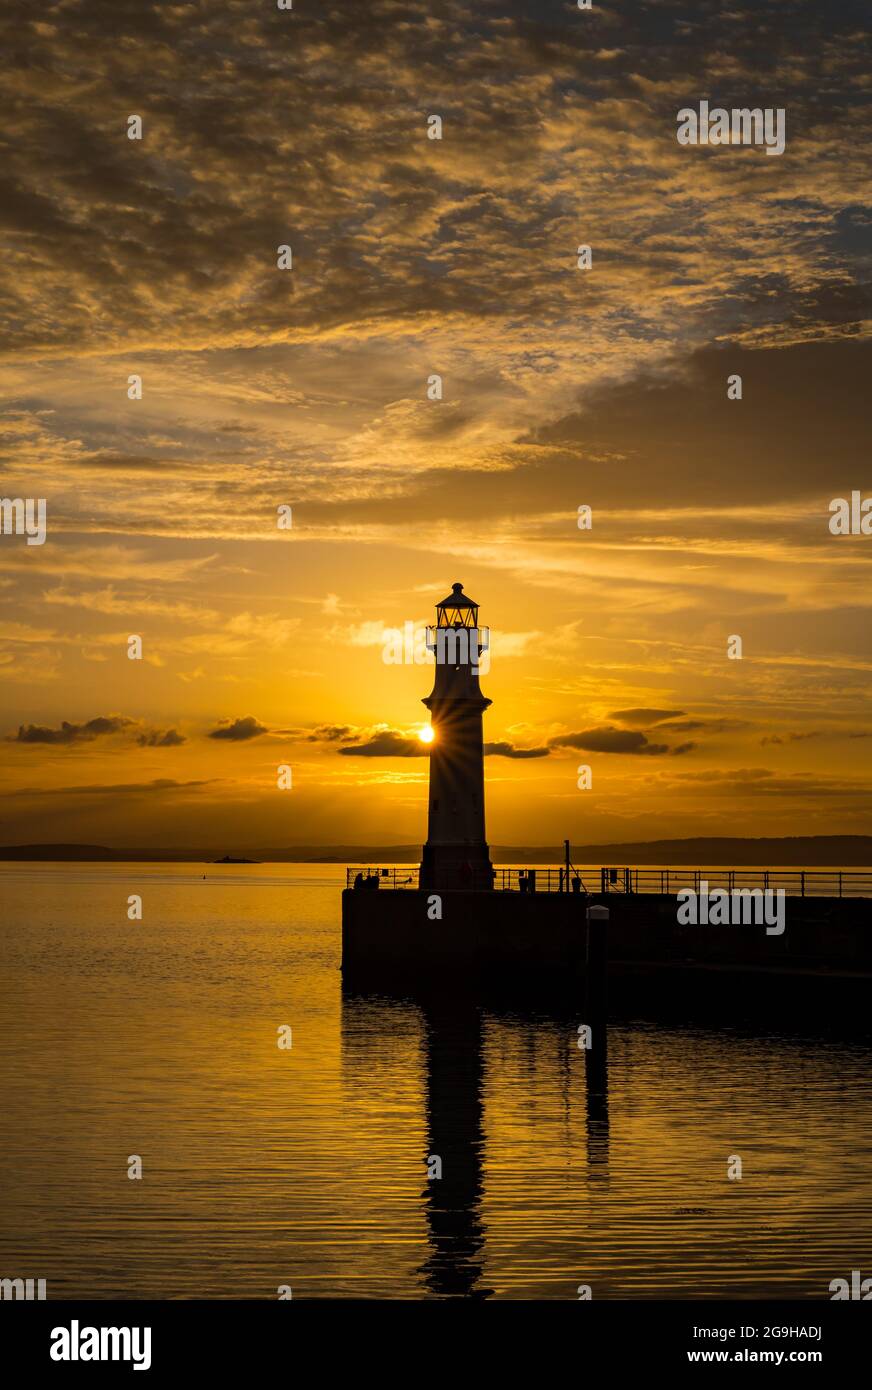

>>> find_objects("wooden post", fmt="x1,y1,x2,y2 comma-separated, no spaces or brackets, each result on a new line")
586,904,609,1009
584,904,609,1114
589,900,611,978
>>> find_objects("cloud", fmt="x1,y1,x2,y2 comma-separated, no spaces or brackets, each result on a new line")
338,730,427,758
11,715,133,744
610,708,685,726
10,715,187,748
0,0,865,550
271,723,360,744
760,730,821,746
0,0,868,849
484,741,549,759
655,719,749,733
7,778,215,798
136,728,186,747
307,724,355,742
549,727,696,756
207,716,268,741
337,728,550,759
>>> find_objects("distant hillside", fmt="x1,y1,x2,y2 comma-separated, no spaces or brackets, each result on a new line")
515,837,872,867
0,843,123,860
0,844,207,861
1,837,870,865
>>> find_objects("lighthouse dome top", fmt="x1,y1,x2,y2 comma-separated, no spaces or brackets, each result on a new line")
436,582,479,628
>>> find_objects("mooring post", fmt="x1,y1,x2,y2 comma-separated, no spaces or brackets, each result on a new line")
586,904,609,1007
584,904,609,1095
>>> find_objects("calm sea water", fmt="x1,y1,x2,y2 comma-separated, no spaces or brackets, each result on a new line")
1,862,870,1300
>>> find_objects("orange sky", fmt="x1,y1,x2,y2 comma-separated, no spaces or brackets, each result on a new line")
0,0,869,850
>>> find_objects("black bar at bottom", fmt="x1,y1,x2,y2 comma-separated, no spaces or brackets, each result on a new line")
2,1299,867,1375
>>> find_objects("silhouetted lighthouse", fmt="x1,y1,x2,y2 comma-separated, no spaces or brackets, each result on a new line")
420,583,494,891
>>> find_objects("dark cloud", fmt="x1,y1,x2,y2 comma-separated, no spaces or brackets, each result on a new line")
549,727,694,756
484,741,549,759
610,708,685,726
271,723,359,743
11,716,187,748
73,453,181,472
7,778,214,798
761,731,821,746
208,716,268,741
655,719,749,733
671,769,870,799
338,730,549,758
0,0,868,853
527,341,872,509
136,728,186,747
0,0,865,378
285,336,872,540
11,716,133,745
338,730,427,758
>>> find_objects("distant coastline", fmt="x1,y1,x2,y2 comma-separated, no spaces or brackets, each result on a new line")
0,837,870,866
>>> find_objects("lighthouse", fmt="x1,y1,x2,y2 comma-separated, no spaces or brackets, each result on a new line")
419,583,494,891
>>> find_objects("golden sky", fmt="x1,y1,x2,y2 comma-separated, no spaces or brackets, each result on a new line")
0,0,870,850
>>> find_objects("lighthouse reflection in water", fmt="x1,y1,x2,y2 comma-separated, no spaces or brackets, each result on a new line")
341,988,610,1300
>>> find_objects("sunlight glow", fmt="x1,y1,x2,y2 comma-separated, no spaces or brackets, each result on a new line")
418,725,435,744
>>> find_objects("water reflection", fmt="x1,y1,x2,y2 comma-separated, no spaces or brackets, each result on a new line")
418,998,489,1297
584,971,610,1176
584,1024,609,1176
4,866,872,1300
342,984,610,1299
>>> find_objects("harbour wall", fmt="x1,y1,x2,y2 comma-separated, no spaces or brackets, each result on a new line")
341,888,872,1010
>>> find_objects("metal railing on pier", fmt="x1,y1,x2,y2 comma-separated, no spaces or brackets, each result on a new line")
494,868,589,892
346,865,872,898
595,867,872,898
345,866,586,891
346,867,420,890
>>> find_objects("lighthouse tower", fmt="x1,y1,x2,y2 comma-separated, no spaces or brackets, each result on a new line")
420,583,494,891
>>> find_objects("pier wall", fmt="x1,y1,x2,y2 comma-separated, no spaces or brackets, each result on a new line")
341,888,872,996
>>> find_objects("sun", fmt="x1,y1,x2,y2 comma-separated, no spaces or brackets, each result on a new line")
418,725,435,744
